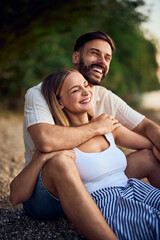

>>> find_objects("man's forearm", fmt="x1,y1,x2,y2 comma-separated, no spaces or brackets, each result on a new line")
146,120,160,151
133,117,160,150
28,113,121,152
28,122,98,152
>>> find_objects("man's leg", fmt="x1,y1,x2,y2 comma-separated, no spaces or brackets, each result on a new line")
125,149,160,188
42,153,117,240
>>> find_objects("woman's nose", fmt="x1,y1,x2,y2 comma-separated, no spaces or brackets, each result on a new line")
82,88,89,95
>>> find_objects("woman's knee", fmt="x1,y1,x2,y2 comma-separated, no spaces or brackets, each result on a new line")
44,152,77,177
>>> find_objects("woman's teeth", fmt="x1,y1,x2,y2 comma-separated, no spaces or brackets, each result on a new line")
81,98,91,103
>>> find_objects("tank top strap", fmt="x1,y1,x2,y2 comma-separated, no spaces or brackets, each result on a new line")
105,132,116,146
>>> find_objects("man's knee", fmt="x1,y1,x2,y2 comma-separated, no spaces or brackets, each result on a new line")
127,148,155,165
140,149,159,168
141,148,153,159
126,148,160,178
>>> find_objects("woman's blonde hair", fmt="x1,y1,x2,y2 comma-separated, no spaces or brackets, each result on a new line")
41,68,77,127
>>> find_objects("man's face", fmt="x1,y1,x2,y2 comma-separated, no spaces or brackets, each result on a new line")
74,39,112,86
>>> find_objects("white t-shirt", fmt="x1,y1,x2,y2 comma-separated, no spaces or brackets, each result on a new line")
74,133,128,194
23,83,144,166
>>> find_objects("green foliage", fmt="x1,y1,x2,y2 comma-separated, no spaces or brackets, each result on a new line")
0,0,159,109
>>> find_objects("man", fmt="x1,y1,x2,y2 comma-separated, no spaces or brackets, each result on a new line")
71,31,160,186
23,31,160,239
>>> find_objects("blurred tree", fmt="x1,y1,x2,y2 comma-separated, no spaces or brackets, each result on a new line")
0,0,159,110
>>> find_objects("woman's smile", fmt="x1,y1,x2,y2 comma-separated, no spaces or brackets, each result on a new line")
80,97,92,104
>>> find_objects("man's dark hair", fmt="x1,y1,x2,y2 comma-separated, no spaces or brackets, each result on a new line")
74,31,115,52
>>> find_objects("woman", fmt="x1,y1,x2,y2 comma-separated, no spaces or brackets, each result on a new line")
10,68,160,240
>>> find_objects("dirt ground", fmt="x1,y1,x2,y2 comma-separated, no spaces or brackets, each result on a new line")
0,113,25,209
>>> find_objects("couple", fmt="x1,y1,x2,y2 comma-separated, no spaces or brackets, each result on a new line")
10,32,160,240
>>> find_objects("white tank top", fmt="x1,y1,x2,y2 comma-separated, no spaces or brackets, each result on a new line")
74,133,128,194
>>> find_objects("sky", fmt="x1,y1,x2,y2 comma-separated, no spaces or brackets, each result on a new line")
138,0,160,81
138,0,160,48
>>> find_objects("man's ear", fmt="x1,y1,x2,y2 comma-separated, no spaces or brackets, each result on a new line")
72,51,80,64
58,100,64,109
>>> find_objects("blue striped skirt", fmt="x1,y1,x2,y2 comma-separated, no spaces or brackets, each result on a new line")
91,179,160,240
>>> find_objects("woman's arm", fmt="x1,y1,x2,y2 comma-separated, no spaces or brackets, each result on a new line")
10,150,75,206
112,125,160,161
10,151,49,206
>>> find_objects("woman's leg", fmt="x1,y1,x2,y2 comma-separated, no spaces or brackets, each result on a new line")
41,153,118,240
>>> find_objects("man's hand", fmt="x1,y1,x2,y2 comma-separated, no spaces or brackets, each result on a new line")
91,113,121,136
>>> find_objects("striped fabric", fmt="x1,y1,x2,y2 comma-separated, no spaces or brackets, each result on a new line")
91,178,160,240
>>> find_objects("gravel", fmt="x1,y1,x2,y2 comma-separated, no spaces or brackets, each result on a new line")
0,208,85,240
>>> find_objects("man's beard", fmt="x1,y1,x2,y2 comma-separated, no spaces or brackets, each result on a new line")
77,57,107,86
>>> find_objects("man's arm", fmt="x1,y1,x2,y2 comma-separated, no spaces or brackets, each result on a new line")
113,124,160,161
28,114,121,152
133,117,160,151
97,87,160,151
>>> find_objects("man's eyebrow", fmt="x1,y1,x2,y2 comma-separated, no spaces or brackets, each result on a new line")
89,48,112,57
89,48,100,52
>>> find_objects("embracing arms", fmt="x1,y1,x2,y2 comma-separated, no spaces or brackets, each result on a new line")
28,114,121,152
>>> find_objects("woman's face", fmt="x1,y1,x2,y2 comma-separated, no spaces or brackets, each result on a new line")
59,71,93,115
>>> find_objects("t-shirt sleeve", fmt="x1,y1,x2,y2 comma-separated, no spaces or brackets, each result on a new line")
110,91,145,130
24,86,55,129
94,86,145,130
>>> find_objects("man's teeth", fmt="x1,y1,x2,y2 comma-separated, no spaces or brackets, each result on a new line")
81,98,90,103
93,68,103,73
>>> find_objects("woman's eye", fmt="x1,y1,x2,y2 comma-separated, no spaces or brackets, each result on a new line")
72,89,78,93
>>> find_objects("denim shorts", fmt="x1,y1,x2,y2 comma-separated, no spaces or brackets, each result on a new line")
23,171,65,220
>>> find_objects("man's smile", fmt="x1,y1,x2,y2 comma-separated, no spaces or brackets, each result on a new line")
90,64,106,79
92,67,103,74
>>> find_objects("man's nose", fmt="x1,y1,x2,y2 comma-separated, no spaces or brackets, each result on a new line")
97,55,106,66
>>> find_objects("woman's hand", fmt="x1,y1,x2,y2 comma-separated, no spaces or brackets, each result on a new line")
32,149,76,164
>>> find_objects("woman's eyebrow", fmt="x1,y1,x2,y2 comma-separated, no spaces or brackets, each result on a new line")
69,85,79,91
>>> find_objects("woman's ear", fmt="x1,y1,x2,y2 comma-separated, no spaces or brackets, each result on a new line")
58,100,64,109
72,51,80,64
